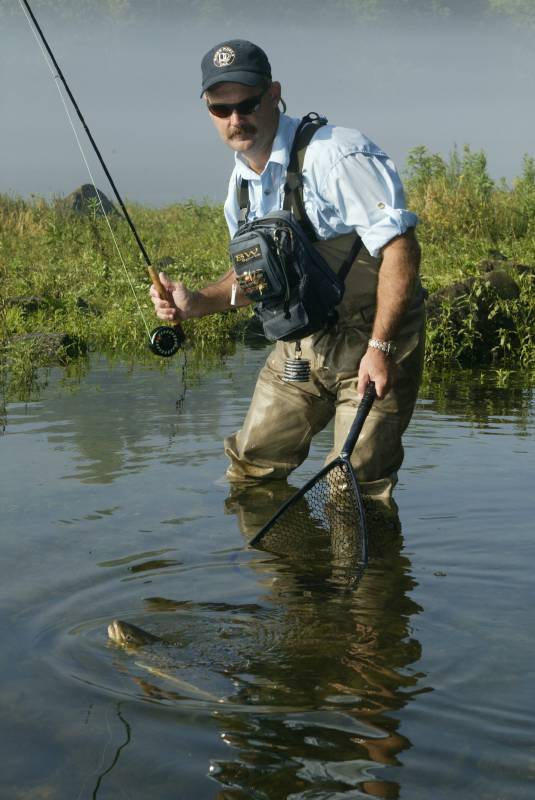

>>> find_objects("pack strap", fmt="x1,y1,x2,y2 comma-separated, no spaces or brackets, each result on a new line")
238,113,327,231
283,112,327,241
238,178,250,226
285,113,363,277
338,235,363,282
237,112,362,279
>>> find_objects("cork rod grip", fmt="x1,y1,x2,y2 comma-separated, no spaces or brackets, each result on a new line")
148,266,168,301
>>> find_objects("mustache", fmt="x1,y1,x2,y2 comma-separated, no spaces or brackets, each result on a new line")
229,124,257,138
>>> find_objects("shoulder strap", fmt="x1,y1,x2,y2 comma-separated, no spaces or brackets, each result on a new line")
338,235,363,282
237,113,362,280
285,113,363,276
238,177,249,227
283,113,327,242
237,113,327,231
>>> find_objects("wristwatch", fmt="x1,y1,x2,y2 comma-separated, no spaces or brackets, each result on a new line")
368,338,397,356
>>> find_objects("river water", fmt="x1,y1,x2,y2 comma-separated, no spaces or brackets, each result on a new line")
1,344,534,799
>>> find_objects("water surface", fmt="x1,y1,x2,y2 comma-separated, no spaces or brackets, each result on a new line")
1,346,533,799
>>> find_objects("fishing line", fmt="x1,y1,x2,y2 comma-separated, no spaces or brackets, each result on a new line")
18,0,150,337
18,0,184,357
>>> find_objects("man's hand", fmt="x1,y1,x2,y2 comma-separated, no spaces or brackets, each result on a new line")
149,272,198,321
357,346,397,400
149,268,248,321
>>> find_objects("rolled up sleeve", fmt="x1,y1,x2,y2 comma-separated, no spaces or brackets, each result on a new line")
320,152,418,257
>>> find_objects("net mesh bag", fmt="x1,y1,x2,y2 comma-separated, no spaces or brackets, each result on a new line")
248,383,376,566
249,458,367,564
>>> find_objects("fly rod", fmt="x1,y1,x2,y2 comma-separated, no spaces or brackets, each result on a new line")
18,0,184,357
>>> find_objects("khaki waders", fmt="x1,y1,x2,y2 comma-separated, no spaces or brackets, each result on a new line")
225,298,426,508
228,159,425,510
225,116,425,507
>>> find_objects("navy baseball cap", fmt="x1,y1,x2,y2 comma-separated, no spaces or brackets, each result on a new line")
200,39,272,96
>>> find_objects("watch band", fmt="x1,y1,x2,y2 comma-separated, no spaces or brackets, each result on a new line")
368,338,396,356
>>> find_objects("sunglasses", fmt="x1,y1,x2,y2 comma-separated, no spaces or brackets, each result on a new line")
206,90,266,119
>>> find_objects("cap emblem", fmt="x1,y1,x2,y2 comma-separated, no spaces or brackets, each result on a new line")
213,46,236,68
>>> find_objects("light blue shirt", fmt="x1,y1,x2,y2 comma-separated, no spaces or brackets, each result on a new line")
224,113,417,258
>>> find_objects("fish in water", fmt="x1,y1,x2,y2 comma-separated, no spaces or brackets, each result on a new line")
107,618,311,712
107,618,162,648
107,618,225,703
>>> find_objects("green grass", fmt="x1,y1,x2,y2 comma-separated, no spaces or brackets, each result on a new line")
404,146,535,372
0,197,248,356
1,144,534,396
405,146,535,287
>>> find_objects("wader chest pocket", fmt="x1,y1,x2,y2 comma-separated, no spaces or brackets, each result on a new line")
230,228,292,303
229,211,352,342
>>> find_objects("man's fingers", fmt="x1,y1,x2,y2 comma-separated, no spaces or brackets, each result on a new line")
149,272,177,321
372,376,388,400
359,375,386,400
158,271,174,292
357,370,369,400
150,273,172,298
357,349,395,399
149,272,193,322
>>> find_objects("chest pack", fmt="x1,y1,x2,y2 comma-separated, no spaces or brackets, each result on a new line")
228,113,362,342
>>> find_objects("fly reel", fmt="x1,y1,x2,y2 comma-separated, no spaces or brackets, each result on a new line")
148,325,185,358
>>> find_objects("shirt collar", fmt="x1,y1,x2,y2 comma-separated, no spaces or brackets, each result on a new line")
234,113,300,180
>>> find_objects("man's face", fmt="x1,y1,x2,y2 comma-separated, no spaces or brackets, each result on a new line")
204,81,281,164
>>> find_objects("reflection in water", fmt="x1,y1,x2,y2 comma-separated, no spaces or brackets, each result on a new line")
105,486,426,798
2,354,533,798
216,491,424,798
3,358,532,487
420,368,533,431
222,512,421,797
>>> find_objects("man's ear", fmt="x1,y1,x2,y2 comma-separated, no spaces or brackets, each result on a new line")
269,81,282,107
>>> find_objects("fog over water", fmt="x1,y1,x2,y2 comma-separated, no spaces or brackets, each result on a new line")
2,6,534,205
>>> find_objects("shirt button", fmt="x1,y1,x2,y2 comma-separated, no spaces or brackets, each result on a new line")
377,201,385,209
264,189,271,195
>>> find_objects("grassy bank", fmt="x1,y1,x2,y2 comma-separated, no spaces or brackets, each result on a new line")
405,145,535,285
0,198,243,354
1,145,534,386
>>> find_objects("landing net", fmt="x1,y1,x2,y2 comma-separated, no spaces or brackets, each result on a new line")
249,457,367,565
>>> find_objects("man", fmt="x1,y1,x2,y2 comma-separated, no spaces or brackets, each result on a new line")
151,39,425,509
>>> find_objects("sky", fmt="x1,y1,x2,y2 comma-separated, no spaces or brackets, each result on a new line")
2,5,533,205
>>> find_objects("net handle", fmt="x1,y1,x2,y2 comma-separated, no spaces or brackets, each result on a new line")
340,381,376,459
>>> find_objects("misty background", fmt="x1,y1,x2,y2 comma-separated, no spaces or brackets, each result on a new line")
2,0,534,206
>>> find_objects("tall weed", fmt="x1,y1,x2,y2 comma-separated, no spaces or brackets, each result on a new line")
1,145,534,387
